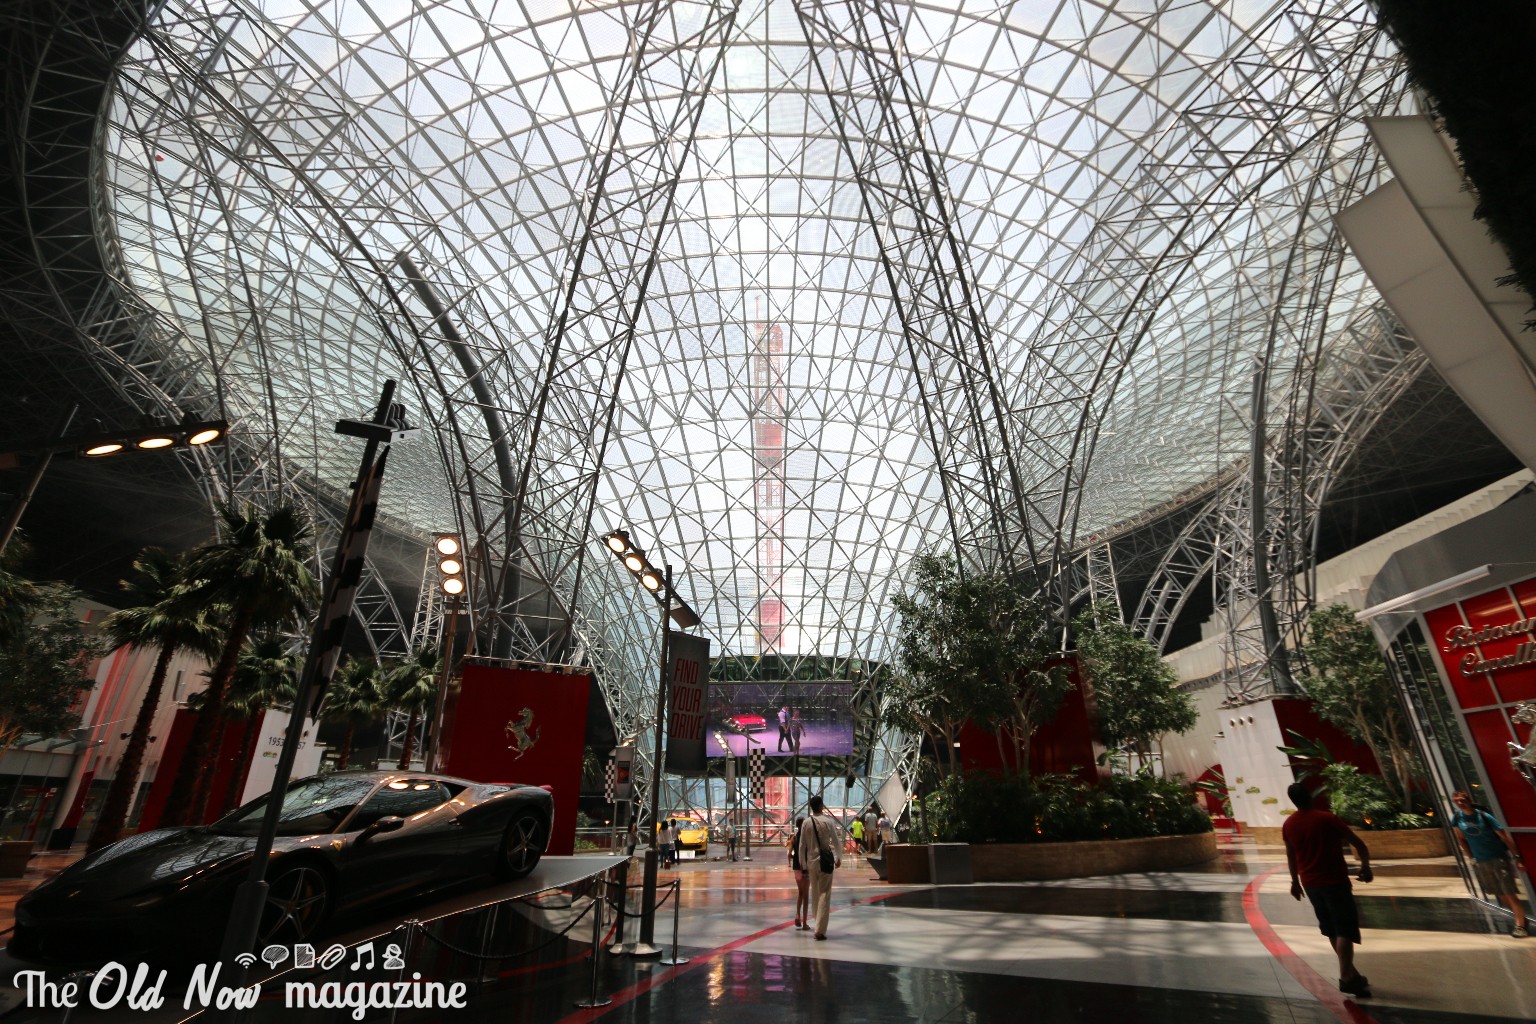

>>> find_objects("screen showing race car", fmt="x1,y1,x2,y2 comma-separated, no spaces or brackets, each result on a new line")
704,681,855,757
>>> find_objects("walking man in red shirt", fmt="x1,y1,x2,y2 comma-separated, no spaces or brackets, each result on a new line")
1281,781,1374,997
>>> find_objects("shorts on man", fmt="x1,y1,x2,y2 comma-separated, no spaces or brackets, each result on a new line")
1474,857,1519,897
1304,882,1362,944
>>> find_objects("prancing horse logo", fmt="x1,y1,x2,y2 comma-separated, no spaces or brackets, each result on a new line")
1510,703,1536,791
504,707,540,760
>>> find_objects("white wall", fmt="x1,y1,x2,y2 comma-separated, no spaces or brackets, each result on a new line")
240,709,326,804
1213,700,1295,827
1157,470,1534,806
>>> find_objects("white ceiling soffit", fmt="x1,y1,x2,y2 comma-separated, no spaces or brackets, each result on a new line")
1336,123,1536,474
1369,116,1536,364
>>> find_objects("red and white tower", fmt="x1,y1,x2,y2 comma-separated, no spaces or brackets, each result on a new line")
752,318,787,654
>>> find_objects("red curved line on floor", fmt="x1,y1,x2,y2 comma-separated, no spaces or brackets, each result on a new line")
558,889,905,1024
1243,866,1378,1024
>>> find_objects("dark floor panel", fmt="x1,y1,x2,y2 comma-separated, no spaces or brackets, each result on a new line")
878,886,1510,936
1368,1006,1535,1024
449,949,1343,1024
1268,893,1511,937
880,886,1248,924
453,948,1536,1024
1369,864,1463,878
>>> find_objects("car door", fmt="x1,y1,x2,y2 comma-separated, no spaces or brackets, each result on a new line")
336,779,464,910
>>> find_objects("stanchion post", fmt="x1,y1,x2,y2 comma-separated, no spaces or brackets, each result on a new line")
476,903,500,987
659,878,690,966
607,870,628,955
58,971,90,1024
576,881,613,1008
387,922,413,1024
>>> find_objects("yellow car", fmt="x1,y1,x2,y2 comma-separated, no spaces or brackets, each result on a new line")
658,819,709,855
676,820,708,853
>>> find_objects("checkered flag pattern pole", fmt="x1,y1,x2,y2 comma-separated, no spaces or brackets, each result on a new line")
604,756,617,802
750,748,766,804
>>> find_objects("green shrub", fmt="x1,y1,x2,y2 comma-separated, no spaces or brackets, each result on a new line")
1321,763,1430,831
926,771,1211,843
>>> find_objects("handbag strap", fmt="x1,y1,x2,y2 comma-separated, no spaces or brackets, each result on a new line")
809,815,830,857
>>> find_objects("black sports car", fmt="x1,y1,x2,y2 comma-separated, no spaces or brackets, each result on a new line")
9,770,552,964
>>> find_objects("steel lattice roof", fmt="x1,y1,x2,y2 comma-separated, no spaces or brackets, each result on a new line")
98,0,1413,663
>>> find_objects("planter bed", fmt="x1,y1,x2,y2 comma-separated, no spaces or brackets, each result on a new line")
0,841,33,879
1244,825,1447,858
882,832,1216,884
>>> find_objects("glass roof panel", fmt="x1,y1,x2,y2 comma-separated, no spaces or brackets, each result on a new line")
99,0,1415,672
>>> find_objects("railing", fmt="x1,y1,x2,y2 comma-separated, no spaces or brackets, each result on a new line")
167,859,634,1022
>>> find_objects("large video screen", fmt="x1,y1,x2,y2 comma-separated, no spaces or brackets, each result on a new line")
704,681,855,757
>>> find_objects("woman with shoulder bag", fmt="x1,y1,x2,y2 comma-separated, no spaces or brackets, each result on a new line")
796,794,841,940
789,815,810,929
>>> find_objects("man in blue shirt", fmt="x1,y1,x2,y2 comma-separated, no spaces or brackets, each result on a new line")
1450,791,1528,937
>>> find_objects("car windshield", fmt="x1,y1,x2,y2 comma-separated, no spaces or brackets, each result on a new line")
212,775,378,837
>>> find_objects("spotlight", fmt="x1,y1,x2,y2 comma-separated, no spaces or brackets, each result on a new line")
434,533,465,597
639,568,663,591
624,549,647,573
187,427,222,445
83,443,124,457
605,530,631,554
136,436,175,449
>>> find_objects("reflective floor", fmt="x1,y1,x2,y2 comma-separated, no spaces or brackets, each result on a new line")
2,837,1531,1022
465,837,1536,1024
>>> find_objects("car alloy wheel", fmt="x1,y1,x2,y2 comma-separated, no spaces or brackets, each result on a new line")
499,812,547,879
260,864,329,944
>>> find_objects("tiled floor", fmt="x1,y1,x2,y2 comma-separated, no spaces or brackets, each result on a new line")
461,838,1534,1024
1,838,1531,1022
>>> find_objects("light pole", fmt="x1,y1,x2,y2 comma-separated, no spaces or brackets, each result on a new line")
428,534,466,771
601,530,700,955
428,595,462,771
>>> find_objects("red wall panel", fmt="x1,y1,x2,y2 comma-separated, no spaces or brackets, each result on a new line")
1423,583,1536,859
137,709,251,831
442,665,590,856
957,655,1098,785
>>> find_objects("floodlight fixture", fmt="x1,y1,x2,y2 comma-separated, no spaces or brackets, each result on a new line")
597,528,708,955
433,533,466,598
2,410,231,556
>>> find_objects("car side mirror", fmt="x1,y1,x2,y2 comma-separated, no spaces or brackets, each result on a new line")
358,816,405,843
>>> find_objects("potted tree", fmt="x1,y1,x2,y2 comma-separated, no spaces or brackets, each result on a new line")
881,553,1070,883
0,547,102,864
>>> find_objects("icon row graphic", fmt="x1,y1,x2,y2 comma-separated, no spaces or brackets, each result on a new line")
234,940,405,972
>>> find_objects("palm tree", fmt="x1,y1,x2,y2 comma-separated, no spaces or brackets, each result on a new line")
323,656,385,770
383,646,441,770
213,634,300,817
160,502,318,826
87,549,224,852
